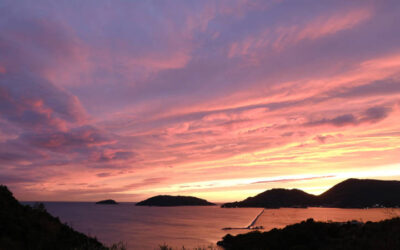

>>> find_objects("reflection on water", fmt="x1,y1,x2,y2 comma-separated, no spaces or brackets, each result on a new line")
30,203,260,249
24,202,400,249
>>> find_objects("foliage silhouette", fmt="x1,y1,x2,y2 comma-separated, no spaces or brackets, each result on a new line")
0,185,125,250
217,217,400,250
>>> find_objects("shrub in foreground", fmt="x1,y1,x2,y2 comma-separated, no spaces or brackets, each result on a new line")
217,217,400,250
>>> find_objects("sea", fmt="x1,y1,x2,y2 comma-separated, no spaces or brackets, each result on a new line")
22,202,400,250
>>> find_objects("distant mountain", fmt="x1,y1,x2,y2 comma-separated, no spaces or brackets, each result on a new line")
222,188,318,208
0,185,107,249
222,178,400,208
319,178,400,208
136,195,215,206
96,199,118,205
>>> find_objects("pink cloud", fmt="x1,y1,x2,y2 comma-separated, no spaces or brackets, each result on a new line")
229,7,372,58
276,8,372,48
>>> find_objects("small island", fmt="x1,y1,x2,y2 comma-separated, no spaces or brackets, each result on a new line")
96,199,118,205
135,195,215,206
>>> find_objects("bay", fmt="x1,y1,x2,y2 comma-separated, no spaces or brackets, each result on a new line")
23,202,400,249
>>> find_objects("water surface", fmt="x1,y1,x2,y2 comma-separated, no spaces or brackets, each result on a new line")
254,207,399,230
24,202,400,249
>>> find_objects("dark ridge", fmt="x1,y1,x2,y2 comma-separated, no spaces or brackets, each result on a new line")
135,195,215,206
222,178,400,208
217,217,400,250
96,199,118,205
319,178,400,208
0,185,107,250
222,188,318,208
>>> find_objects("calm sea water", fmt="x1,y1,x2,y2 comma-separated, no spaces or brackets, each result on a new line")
22,202,400,250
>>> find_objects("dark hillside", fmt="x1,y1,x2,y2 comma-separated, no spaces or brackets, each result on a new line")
222,178,400,208
319,178,400,208
0,185,107,250
222,188,318,208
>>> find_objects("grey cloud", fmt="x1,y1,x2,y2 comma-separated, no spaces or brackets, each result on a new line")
0,174,37,184
97,172,112,178
97,151,136,162
0,73,85,132
0,14,86,132
305,105,393,127
281,132,294,137
21,126,109,151
362,106,391,122
314,135,334,144
333,79,400,98
306,114,357,127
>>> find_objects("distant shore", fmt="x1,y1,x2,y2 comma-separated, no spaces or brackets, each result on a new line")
222,178,400,209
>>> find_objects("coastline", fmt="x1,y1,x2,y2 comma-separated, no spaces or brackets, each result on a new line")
3,185,400,249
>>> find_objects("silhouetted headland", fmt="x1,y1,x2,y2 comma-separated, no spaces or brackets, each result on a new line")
222,178,400,208
222,188,318,208
0,185,108,249
319,178,400,208
217,217,400,250
136,195,215,206
96,199,118,205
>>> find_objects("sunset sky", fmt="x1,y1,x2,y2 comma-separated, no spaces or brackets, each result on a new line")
1,0,400,202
